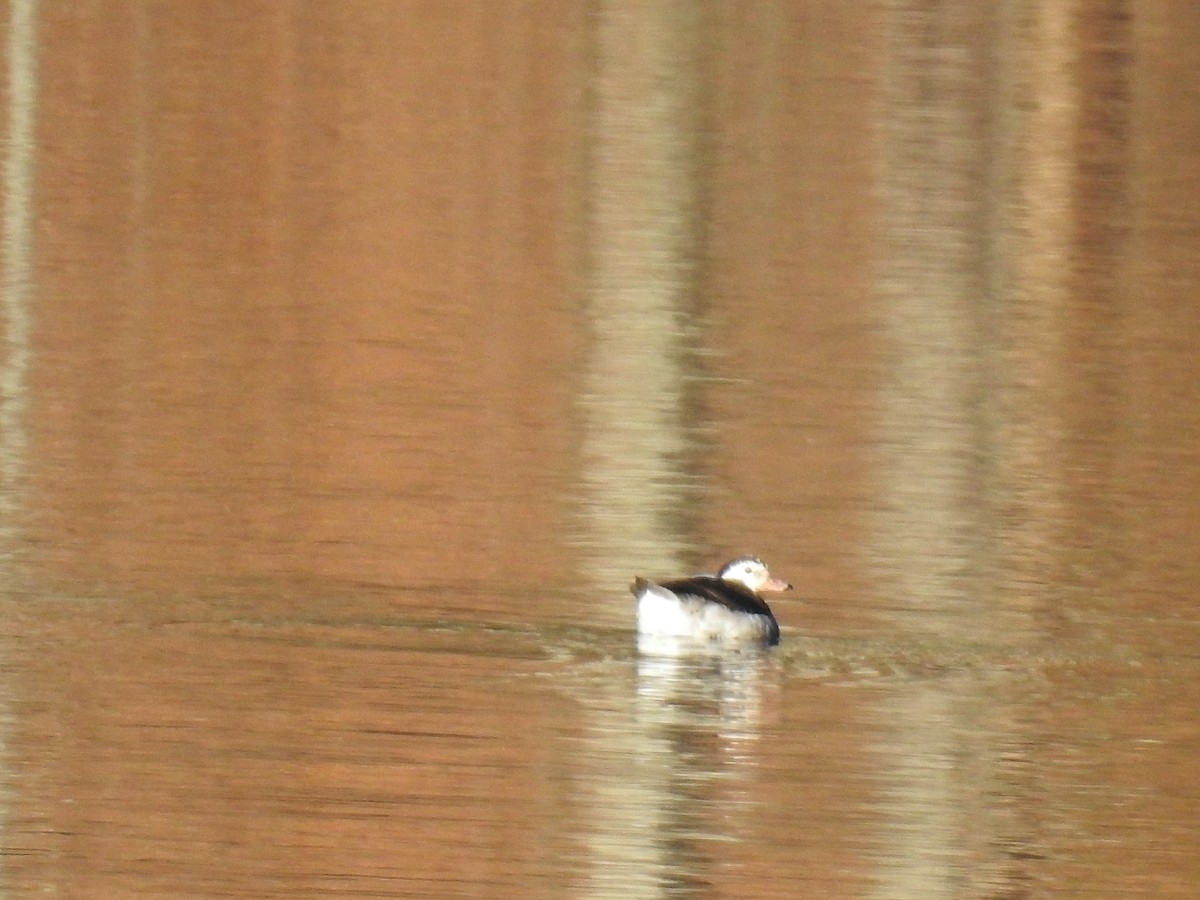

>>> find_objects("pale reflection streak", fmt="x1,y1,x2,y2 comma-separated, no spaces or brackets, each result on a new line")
0,1,36,894
575,0,700,605
869,3,1025,898
1,0,36,537
575,3,716,896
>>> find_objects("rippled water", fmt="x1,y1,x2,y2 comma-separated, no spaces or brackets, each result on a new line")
9,595,1188,897
3,3,1200,898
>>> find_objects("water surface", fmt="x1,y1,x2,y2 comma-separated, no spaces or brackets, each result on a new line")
2,2,1200,897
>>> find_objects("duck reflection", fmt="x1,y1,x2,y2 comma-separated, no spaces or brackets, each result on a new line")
572,639,779,898
635,643,778,743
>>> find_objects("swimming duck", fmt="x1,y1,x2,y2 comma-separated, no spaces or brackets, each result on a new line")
631,555,792,646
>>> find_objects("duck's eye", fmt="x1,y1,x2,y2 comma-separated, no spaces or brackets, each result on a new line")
744,566,753,574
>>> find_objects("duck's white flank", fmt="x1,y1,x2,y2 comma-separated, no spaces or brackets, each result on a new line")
635,583,778,643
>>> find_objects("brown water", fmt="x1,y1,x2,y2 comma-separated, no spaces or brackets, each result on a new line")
3,2,1200,897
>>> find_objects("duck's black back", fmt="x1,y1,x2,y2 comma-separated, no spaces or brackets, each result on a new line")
658,575,777,619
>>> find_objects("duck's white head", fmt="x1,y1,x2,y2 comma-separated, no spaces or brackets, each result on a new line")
718,556,793,593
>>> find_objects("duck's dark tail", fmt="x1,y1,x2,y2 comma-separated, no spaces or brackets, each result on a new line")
630,577,651,597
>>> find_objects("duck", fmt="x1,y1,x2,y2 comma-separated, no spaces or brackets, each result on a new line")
630,555,792,647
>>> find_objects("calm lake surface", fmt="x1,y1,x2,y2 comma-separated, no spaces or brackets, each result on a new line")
3,3,1200,897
